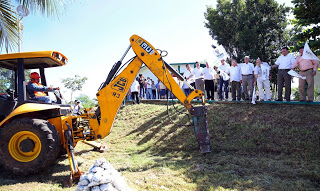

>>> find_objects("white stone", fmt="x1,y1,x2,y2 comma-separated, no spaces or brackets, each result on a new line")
101,162,114,171
79,174,87,182
89,164,95,172
87,173,94,182
88,180,100,187
99,183,111,191
75,186,85,191
92,171,103,183
92,185,101,191
78,179,89,186
95,158,107,167
76,158,132,191
109,170,121,179
106,184,117,191
91,166,104,173
100,174,113,184
75,186,90,191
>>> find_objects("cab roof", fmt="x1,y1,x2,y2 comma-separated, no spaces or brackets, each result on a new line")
0,51,68,70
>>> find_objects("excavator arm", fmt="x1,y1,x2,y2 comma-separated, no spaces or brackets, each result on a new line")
89,34,211,154
64,34,211,185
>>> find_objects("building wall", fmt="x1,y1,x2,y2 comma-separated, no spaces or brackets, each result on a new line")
136,64,194,84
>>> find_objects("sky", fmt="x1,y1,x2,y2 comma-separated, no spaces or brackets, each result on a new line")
5,0,293,101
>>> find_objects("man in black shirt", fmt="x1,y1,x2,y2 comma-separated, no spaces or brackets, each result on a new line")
138,74,145,99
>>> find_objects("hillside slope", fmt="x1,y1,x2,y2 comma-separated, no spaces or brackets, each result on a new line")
0,103,319,191
109,103,320,190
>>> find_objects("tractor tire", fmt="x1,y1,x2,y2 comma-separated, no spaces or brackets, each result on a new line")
0,118,61,175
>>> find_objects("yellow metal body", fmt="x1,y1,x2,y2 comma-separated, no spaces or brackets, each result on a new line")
95,56,143,138
0,103,60,127
0,51,67,69
91,34,205,139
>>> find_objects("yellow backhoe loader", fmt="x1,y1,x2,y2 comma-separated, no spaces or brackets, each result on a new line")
0,35,210,183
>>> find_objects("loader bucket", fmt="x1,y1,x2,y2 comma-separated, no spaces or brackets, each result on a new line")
190,106,211,153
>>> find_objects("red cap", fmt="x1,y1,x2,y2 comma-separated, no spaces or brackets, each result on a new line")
30,72,40,79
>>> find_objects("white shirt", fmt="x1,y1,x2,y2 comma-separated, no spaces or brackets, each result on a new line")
183,69,194,83
130,80,139,92
146,79,152,88
203,67,216,80
191,67,204,79
239,62,254,75
182,83,189,89
275,54,296,69
159,82,166,89
173,76,182,88
218,64,230,80
229,66,242,82
254,63,271,81
218,64,230,74
73,104,81,114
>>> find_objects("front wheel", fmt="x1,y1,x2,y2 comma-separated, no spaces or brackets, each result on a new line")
0,118,61,175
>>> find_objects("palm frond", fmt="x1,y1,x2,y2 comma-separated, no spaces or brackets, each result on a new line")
0,0,19,53
17,0,67,18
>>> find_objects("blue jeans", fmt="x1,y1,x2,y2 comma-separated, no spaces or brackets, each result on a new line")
146,88,152,99
34,96,52,103
219,76,229,99
184,88,190,96
139,86,144,98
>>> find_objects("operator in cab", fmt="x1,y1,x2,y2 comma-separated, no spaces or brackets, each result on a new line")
26,72,60,103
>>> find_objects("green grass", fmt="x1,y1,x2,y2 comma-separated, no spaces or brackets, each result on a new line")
0,103,319,190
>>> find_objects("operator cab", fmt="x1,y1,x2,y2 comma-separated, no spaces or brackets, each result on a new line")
0,51,71,120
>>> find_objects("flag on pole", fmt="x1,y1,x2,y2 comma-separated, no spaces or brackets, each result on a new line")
251,86,256,104
301,42,319,61
288,69,306,80
217,68,229,81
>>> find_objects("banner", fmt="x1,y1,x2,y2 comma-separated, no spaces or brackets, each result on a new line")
218,68,229,81
252,86,256,104
301,42,319,61
288,69,306,80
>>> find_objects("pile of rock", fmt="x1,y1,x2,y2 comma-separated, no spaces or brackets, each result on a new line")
76,158,132,191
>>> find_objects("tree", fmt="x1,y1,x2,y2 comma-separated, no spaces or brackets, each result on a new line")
292,0,320,55
75,94,97,109
0,68,30,93
0,69,13,92
61,75,87,101
204,0,291,63
0,0,66,52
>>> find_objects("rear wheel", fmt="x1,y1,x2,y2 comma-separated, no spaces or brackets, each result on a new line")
0,118,61,175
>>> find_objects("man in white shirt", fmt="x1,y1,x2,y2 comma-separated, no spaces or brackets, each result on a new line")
203,62,216,100
239,56,255,100
272,47,296,101
72,100,82,115
184,64,195,89
254,58,271,101
191,61,205,94
130,77,140,104
230,59,242,101
218,59,230,100
151,80,157,99
146,77,152,99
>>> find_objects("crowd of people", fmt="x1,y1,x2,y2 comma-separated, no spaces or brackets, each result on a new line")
128,46,319,104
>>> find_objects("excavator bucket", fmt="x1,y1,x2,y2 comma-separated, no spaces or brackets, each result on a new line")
190,106,211,153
